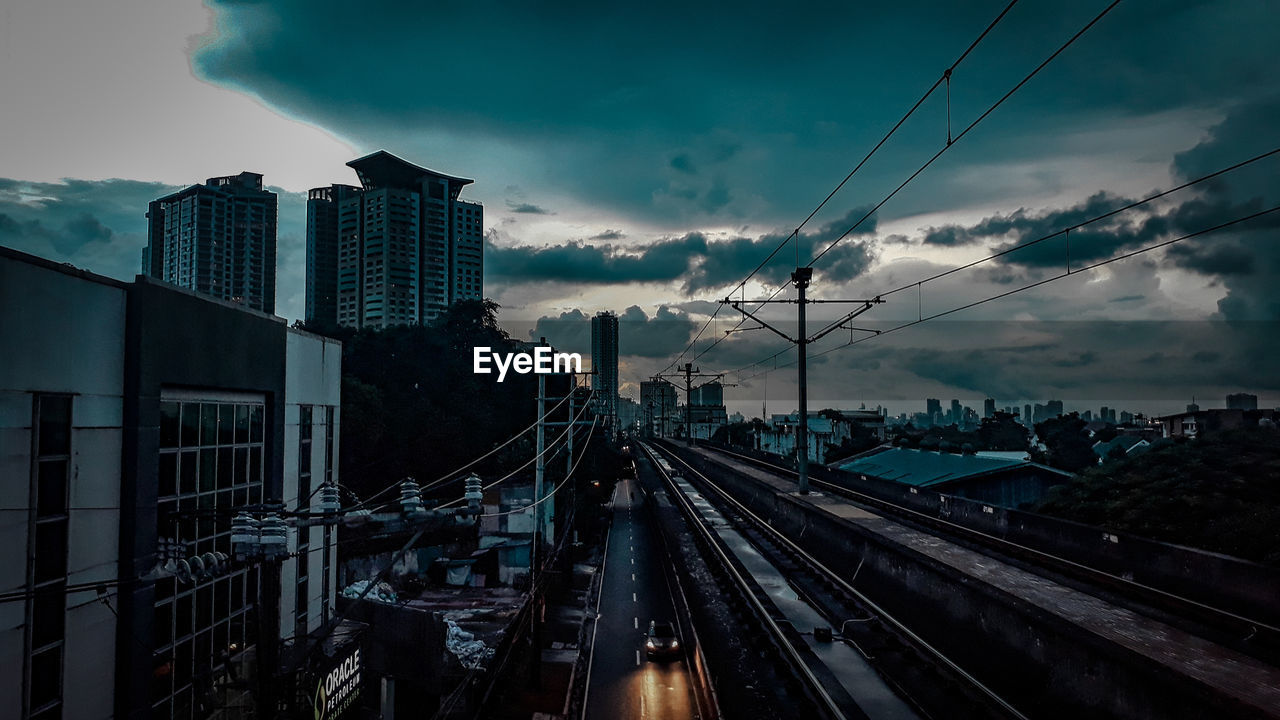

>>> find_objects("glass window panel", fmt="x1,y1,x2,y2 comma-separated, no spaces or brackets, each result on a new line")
214,621,230,660
249,447,262,486
158,453,177,498
34,521,68,584
214,579,229,620
199,450,216,493
218,404,234,445
233,488,247,506
216,447,233,490
31,587,65,649
30,645,63,708
36,460,68,517
233,447,247,486
154,601,173,649
179,451,197,495
37,396,72,456
194,631,211,679
234,405,250,444
175,593,193,640
249,405,263,443
174,641,193,689
181,404,199,447
199,404,218,446
160,402,181,449
196,586,212,629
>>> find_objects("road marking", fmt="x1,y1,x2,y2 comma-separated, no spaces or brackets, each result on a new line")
634,617,638,629
636,649,641,666
632,573,635,582
631,558,634,565
633,592,637,602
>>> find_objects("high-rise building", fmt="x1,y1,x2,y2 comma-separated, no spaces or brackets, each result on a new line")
307,151,484,329
305,184,360,327
143,171,278,313
950,399,962,426
591,311,619,427
984,398,996,418
1226,393,1258,411
926,398,941,426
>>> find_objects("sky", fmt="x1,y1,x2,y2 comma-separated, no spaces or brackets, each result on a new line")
1,0,1278,417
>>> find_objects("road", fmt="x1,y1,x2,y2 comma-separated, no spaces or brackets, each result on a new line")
582,476,698,720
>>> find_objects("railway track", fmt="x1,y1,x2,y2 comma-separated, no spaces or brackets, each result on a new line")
641,441,1027,720
689,442,1280,664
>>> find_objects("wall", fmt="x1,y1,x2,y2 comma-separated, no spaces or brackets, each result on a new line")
0,250,125,720
676,445,1274,719
280,328,342,639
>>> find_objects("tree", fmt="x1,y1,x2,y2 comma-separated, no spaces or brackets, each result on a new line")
1035,413,1096,473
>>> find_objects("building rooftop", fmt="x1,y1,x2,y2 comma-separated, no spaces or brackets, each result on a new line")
837,447,1070,488
347,150,473,195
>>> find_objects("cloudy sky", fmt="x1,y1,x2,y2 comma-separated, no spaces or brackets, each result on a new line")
2,0,1277,416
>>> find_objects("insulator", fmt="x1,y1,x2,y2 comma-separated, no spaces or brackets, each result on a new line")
174,559,193,584
258,513,288,560
400,478,424,516
201,552,221,576
317,481,341,515
230,512,260,561
188,554,206,579
463,473,483,510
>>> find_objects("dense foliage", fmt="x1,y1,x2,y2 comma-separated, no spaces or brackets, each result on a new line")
1035,427,1280,565
301,300,606,506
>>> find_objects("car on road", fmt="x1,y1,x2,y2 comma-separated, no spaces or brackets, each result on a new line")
646,620,680,659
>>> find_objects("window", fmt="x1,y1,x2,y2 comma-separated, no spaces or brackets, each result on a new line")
154,398,264,717
26,394,71,719
295,405,313,639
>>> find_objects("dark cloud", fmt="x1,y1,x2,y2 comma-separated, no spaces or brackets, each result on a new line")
506,201,553,215
590,229,626,240
487,205,878,294
193,0,1278,225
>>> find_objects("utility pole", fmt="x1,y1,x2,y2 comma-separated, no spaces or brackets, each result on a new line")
531,345,547,687
724,268,883,494
793,268,811,493
653,366,724,447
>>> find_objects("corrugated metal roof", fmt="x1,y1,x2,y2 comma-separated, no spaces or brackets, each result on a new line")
837,447,1066,488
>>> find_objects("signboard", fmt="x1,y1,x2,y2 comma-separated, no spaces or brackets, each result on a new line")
313,645,362,720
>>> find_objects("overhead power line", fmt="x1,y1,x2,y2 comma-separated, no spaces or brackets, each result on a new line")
733,200,1280,383
661,0,1023,374
807,0,1123,269
727,144,1280,381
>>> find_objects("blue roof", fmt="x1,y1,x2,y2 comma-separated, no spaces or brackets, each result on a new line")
836,447,1069,488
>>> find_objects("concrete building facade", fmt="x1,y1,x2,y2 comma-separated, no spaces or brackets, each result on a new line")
1,246,339,720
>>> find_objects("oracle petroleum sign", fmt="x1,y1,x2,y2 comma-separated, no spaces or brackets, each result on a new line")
314,646,362,720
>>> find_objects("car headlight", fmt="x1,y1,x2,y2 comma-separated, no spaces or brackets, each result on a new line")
646,640,655,649
670,640,679,649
